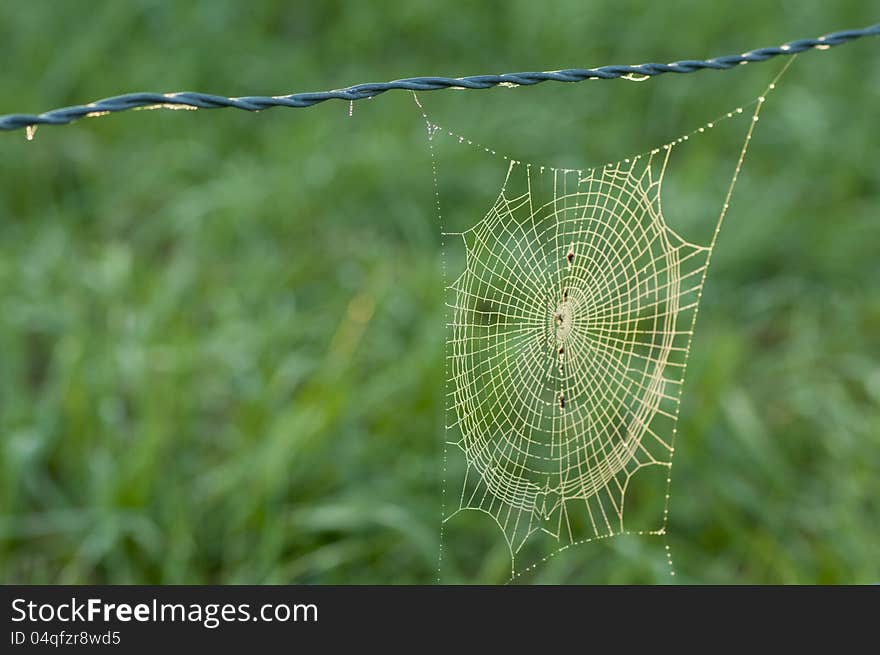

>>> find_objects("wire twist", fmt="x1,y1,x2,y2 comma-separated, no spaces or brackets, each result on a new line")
1,23,878,132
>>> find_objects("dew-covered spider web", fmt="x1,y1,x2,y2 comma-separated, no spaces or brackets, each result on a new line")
417,64,791,583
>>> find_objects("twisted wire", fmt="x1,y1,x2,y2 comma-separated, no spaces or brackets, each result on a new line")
1,23,878,132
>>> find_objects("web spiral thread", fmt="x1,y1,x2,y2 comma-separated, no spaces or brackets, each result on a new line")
423,63,787,580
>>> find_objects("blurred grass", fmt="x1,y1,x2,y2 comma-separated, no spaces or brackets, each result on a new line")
0,1,877,583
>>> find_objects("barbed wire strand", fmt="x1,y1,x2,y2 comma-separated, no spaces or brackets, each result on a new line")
1,23,878,133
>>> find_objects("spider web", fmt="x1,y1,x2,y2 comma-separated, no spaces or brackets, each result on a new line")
417,65,789,582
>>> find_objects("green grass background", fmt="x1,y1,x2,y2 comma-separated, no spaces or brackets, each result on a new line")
0,1,877,583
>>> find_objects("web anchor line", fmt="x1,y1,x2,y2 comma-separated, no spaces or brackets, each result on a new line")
1,23,877,132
